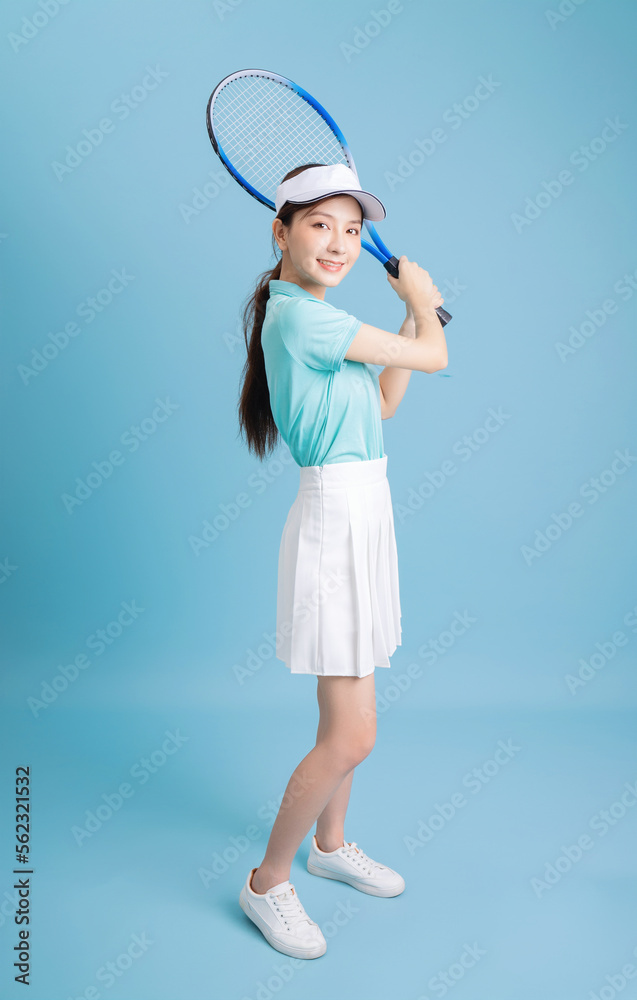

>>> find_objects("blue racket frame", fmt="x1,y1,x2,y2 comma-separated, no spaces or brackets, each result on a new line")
207,68,451,327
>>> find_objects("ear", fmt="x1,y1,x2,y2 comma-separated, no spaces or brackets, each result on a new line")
272,218,286,250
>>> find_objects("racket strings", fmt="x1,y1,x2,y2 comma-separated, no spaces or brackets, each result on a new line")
215,87,342,191
211,75,348,201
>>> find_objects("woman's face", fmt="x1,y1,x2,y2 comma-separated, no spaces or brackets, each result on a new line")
273,194,363,297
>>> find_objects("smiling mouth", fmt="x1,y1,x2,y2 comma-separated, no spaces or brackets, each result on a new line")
317,259,345,271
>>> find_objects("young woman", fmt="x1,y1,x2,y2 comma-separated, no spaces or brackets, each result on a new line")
237,162,448,960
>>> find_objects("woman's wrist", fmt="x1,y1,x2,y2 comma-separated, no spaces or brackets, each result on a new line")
400,304,417,339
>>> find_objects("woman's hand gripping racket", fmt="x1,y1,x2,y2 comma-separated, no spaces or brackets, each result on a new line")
206,68,452,328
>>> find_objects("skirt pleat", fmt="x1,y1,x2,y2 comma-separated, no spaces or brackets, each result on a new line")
275,455,402,678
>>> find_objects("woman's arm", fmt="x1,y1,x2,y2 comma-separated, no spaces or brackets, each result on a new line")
345,257,448,382
378,303,416,418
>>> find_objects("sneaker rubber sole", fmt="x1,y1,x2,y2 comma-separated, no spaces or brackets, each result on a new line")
306,859,405,897
239,888,327,959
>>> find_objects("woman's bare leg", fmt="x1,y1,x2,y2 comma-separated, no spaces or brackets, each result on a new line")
314,772,354,853
314,680,355,852
251,673,377,894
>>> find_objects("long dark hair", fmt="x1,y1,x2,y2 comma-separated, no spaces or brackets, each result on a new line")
237,163,328,460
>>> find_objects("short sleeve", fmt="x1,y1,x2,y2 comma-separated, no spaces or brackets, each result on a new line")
278,297,362,372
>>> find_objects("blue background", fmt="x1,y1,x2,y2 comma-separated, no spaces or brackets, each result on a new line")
1,1,636,998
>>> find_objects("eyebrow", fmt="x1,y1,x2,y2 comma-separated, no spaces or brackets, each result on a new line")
304,210,362,225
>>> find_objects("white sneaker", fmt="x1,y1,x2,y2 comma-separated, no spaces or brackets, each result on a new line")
307,835,405,897
239,867,327,959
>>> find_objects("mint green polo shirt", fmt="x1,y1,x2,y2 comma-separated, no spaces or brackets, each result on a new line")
261,279,385,467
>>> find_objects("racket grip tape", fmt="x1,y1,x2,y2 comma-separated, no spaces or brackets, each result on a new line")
383,256,400,278
383,257,453,327
435,307,452,327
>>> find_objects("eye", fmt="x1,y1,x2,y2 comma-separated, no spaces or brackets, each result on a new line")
313,222,361,235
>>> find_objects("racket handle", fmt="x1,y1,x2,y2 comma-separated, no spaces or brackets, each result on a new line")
383,255,400,278
383,256,453,327
435,306,452,327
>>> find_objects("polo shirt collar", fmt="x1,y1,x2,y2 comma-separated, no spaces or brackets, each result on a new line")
269,279,323,302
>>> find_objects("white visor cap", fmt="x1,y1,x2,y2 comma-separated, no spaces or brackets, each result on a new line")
274,164,386,222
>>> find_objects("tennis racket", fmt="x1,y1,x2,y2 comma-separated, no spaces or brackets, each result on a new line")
206,68,452,328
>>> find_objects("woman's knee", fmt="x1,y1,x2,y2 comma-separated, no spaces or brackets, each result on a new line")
351,701,377,760
353,727,376,763
316,675,377,766
321,723,376,769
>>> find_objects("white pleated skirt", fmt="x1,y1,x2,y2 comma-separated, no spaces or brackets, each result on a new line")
276,454,402,677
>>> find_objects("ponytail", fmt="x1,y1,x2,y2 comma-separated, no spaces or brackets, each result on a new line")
237,163,326,459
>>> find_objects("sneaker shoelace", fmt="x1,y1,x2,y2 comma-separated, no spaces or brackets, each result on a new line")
340,841,385,877
269,885,313,930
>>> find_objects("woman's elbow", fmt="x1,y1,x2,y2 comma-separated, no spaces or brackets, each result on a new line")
424,355,448,374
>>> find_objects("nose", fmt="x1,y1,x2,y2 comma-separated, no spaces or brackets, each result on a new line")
327,234,346,254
